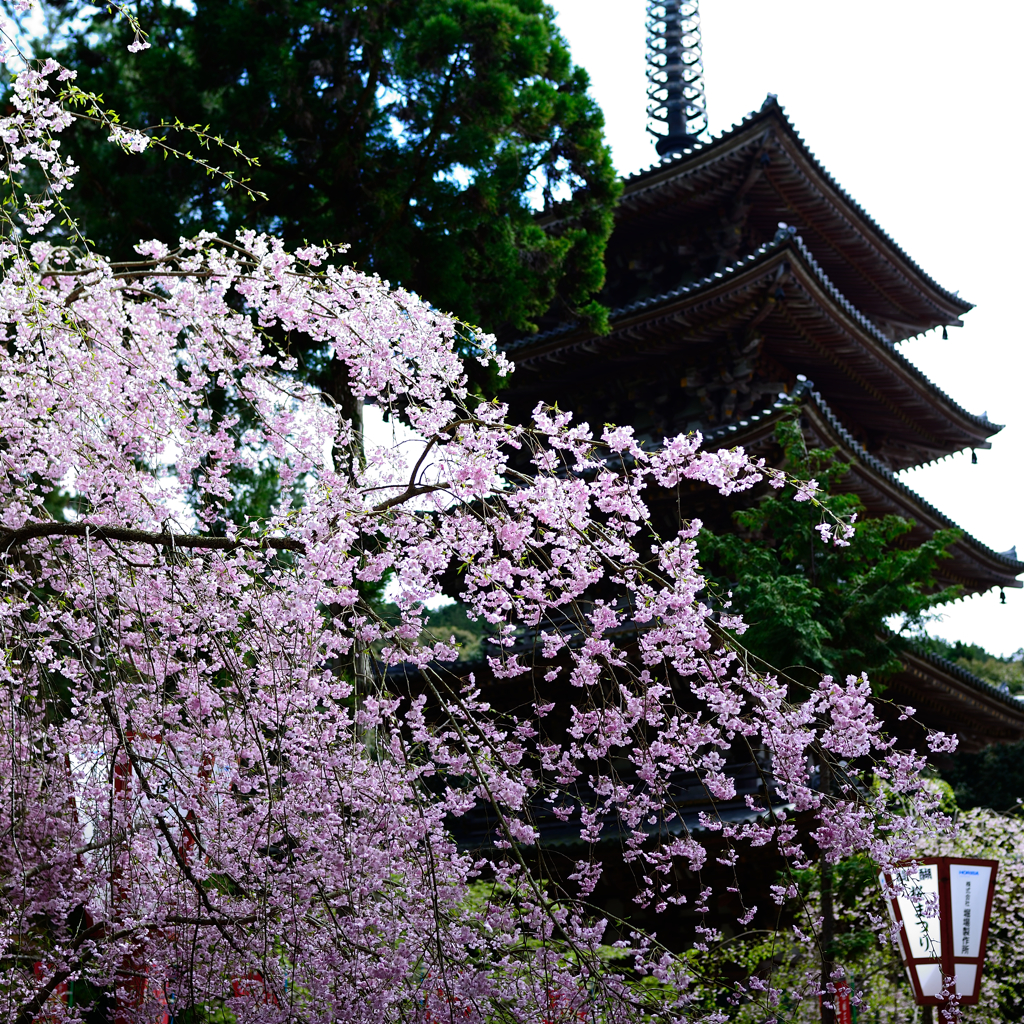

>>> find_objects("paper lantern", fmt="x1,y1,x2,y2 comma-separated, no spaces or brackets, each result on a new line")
878,857,998,1006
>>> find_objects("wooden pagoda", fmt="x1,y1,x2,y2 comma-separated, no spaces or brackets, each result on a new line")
502,94,1024,751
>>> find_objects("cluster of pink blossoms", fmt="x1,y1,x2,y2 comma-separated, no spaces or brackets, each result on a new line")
0,59,954,1024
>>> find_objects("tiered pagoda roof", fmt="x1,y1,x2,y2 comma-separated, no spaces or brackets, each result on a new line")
701,384,1024,596
509,236,996,469
504,95,1021,747
606,96,972,339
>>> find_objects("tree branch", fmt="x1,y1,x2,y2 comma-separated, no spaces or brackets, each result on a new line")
0,522,304,554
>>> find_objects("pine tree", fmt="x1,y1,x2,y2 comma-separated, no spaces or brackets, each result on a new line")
41,0,620,336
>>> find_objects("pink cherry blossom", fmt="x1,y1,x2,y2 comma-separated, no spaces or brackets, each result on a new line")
0,59,949,1024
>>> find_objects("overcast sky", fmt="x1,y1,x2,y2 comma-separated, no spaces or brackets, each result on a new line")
547,0,1023,657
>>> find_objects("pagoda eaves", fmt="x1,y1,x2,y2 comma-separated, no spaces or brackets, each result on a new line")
890,648,1024,752
608,96,971,340
507,237,996,470
702,384,1024,596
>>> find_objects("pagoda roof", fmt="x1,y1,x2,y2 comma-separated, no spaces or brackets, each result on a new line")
703,384,1024,596
506,236,997,470
705,394,1024,748
613,96,972,339
888,647,1024,751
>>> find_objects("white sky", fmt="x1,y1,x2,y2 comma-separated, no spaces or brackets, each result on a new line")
548,0,1023,656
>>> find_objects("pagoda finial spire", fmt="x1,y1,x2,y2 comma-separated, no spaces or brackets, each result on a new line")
646,1,707,156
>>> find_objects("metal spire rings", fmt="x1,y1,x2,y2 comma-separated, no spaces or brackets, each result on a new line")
646,1,707,156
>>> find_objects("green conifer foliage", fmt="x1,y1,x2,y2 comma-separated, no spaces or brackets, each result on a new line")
45,0,620,336
699,411,962,684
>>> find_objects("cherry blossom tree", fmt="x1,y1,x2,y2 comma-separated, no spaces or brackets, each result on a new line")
0,51,956,1024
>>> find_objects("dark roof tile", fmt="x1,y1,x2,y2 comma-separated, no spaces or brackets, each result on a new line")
623,96,970,315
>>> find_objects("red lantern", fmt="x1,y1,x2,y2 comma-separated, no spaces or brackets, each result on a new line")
231,972,279,1006
878,857,998,1007
820,976,853,1023
834,978,853,1024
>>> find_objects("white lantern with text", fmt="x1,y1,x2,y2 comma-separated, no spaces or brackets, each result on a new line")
878,857,998,1007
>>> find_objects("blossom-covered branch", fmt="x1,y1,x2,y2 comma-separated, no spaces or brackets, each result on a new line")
0,54,949,1024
